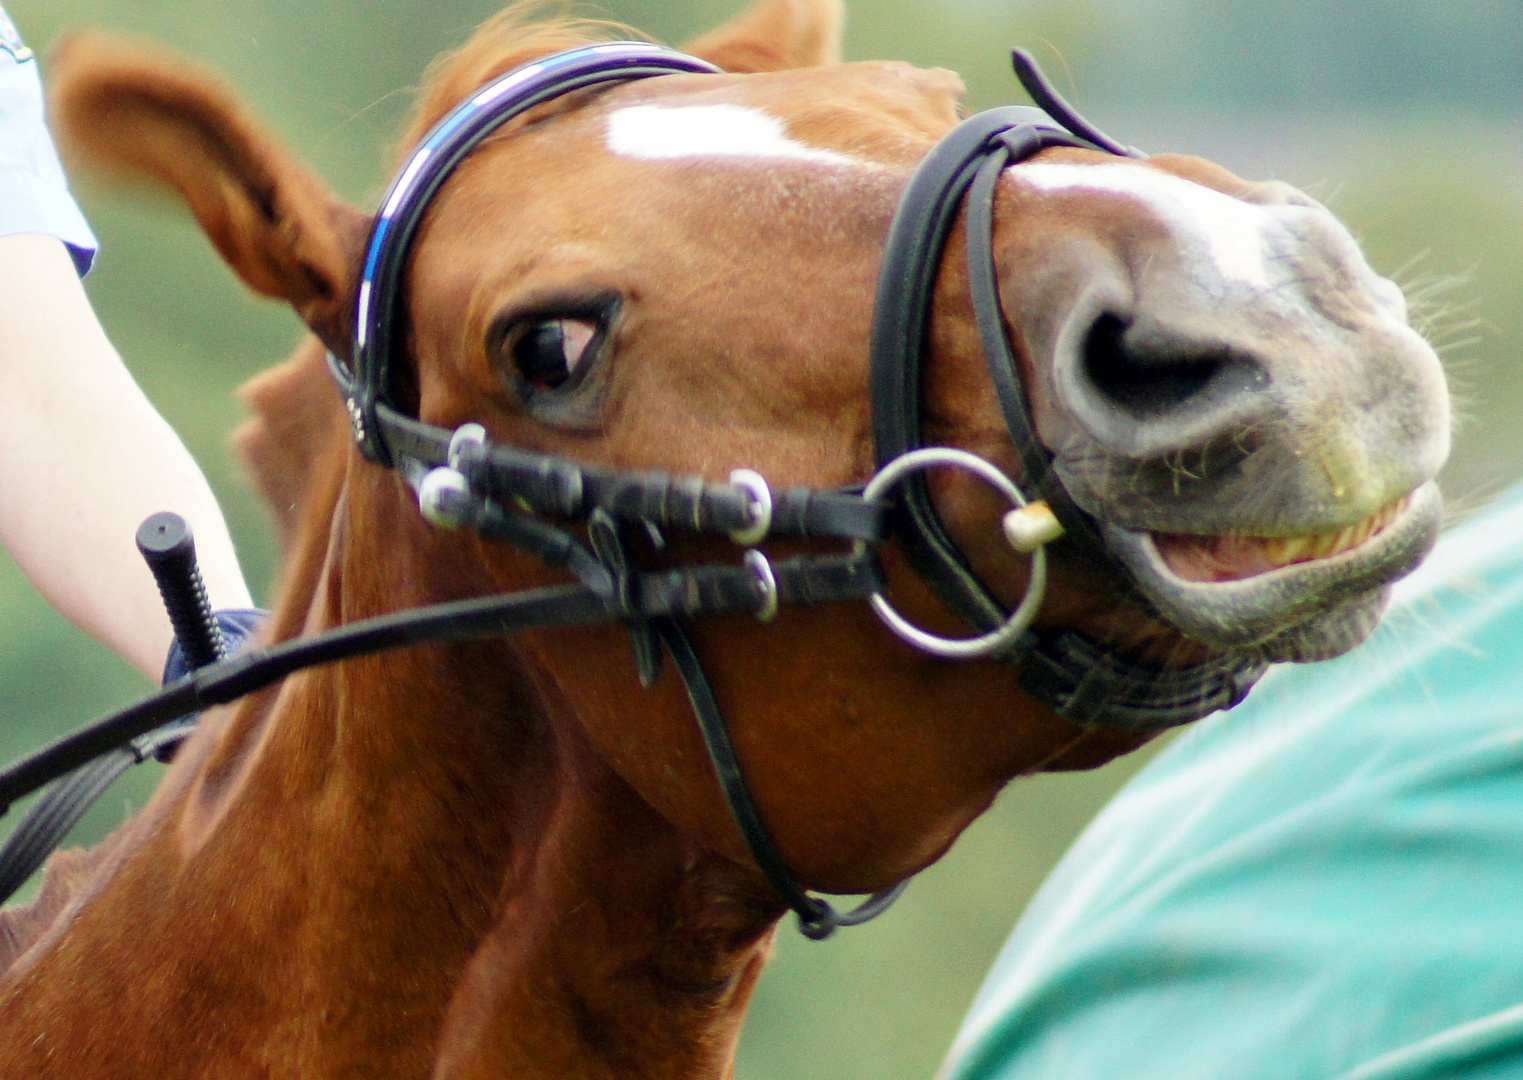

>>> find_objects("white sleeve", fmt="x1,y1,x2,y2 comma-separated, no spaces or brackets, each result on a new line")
0,5,99,274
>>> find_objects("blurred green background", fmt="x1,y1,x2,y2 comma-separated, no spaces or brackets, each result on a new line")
2,1,1520,1076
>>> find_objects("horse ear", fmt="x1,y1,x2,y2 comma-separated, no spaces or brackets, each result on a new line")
48,34,369,355
684,0,845,72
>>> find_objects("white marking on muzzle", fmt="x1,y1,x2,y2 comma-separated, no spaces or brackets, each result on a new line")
606,103,857,166
1016,162,1286,291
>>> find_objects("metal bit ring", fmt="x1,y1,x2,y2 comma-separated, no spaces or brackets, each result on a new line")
858,447,1050,660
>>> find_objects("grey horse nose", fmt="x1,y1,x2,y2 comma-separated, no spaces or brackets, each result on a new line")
1073,313,1271,457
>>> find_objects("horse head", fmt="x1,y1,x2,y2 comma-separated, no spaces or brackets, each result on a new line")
4,0,1446,1075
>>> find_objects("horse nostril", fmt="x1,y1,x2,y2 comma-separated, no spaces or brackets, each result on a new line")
1081,313,1228,420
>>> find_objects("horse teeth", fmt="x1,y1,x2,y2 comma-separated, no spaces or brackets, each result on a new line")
1264,537,1309,565
1158,494,1415,582
1255,494,1409,569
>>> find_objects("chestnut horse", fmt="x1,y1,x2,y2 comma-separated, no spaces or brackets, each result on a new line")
0,0,1447,1076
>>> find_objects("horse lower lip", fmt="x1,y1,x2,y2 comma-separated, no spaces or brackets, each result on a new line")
1150,494,1414,584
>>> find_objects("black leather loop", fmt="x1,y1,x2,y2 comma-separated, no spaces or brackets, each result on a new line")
869,107,1087,635
963,134,1140,589
1009,48,1143,160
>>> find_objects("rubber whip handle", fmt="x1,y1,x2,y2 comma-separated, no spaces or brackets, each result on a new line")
136,512,226,671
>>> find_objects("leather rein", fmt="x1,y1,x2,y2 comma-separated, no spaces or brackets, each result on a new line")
0,44,1263,938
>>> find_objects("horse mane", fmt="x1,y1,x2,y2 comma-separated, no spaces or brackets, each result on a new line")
404,2,638,147
0,850,100,974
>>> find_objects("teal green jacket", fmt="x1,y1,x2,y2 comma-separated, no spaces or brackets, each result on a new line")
943,482,1523,1080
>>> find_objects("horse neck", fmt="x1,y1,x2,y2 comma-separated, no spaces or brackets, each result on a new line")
239,467,781,1077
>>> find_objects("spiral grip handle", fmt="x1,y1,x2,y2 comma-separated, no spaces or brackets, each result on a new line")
136,512,226,672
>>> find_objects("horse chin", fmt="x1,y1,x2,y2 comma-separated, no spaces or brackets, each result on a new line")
1100,479,1443,661
1242,588,1391,662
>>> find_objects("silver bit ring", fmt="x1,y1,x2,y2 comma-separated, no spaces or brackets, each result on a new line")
858,447,1050,660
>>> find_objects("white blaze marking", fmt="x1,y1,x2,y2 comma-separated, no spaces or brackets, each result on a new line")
1016,162,1284,290
606,104,856,166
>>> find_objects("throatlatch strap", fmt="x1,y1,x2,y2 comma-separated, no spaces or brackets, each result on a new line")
655,618,907,940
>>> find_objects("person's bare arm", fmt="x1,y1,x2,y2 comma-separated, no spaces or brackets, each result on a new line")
0,232,252,680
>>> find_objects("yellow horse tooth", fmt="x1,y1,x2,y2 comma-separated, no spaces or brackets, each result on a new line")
1265,537,1308,565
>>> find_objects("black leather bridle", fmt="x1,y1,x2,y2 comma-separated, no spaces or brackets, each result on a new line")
0,44,1264,937
871,52,1267,728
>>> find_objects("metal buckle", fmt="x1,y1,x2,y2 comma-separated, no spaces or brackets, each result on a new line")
745,549,779,622
728,469,773,546
859,447,1056,659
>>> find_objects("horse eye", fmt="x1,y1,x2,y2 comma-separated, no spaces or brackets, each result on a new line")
511,317,600,391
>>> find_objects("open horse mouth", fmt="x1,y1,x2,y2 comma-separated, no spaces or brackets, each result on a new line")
1100,480,1443,661
1153,493,1414,583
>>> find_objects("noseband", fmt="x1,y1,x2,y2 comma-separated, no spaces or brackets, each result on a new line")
0,44,1264,938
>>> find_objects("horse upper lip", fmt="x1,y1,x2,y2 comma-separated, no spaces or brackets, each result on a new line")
1100,481,1443,650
